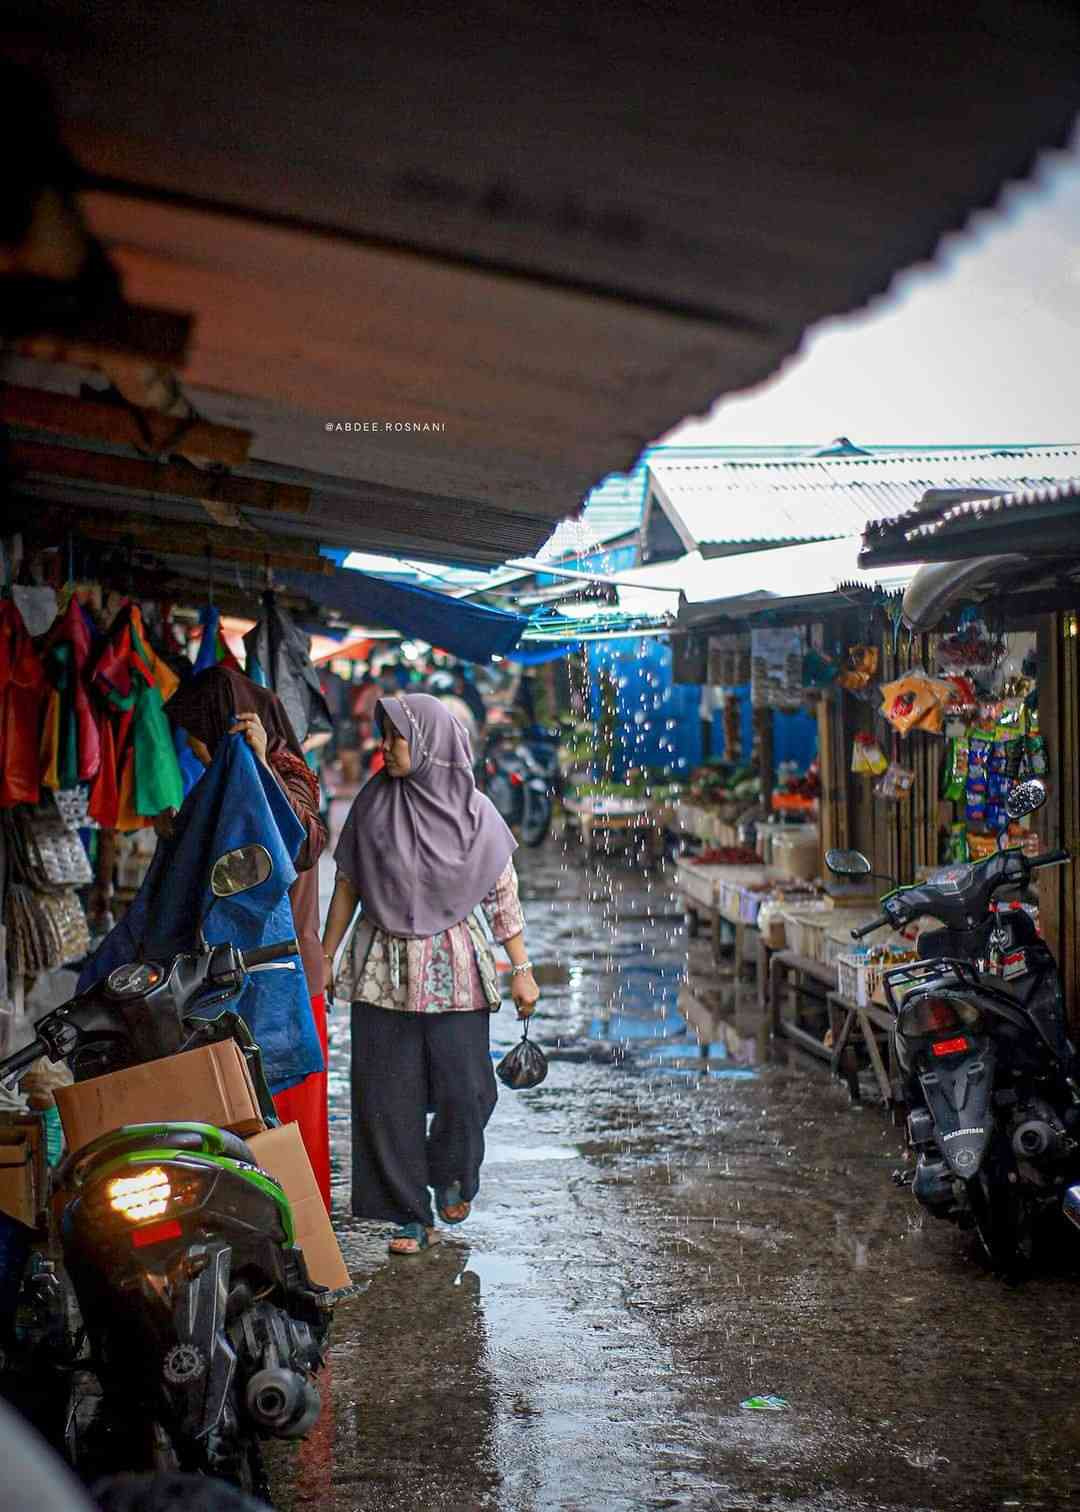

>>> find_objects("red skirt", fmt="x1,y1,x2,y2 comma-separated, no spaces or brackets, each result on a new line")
272,993,331,1212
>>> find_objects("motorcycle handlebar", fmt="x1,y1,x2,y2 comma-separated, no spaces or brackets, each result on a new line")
851,914,889,941
1030,849,1071,869
240,938,300,969
0,1038,48,1086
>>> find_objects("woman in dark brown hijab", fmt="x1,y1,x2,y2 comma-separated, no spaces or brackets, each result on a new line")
168,666,332,1208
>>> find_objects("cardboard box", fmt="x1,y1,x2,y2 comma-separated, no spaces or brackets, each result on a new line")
55,1038,266,1153
248,1124,351,1292
0,1116,45,1229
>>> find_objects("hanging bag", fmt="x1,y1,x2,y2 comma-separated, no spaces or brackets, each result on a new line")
496,1018,549,1090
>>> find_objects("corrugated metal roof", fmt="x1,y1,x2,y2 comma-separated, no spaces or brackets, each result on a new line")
861,477,1080,566
646,444,1080,554
578,464,648,544
900,479,1080,544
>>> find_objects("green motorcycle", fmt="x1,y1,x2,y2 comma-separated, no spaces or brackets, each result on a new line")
0,845,333,1491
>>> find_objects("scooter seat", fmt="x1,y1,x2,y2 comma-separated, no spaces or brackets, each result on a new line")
63,1122,257,1187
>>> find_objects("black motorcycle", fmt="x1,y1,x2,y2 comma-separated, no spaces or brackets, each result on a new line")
827,779,1078,1272
0,844,332,1490
481,732,553,847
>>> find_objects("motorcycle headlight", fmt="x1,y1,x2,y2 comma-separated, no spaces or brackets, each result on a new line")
106,961,164,998
107,1166,172,1221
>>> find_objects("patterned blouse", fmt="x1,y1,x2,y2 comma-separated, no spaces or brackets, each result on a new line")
348,861,524,1015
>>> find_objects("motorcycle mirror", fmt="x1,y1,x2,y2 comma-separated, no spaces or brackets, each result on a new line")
824,848,873,878
1005,778,1047,821
210,843,274,898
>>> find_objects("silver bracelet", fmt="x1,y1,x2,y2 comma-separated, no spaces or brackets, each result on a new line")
510,960,533,977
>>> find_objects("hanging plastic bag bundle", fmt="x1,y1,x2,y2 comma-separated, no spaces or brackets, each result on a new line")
496,1020,549,1089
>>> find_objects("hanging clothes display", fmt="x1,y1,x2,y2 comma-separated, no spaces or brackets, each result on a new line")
243,592,332,746
39,596,101,794
91,603,184,829
0,599,48,808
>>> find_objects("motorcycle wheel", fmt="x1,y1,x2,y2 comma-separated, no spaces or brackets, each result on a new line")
966,1165,1034,1275
519,790,552,847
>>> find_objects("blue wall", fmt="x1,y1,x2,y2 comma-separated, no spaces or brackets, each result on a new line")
712,686,818,771
587,637,702,777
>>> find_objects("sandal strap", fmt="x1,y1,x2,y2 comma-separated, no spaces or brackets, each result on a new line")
391,1222,428,1243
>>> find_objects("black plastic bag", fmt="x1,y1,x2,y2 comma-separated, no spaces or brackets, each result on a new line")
496,1020,548,1089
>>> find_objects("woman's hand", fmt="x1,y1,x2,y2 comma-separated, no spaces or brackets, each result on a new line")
231,711,269,766
152,807,177,840
322,950,335,1001
510,968,539,1020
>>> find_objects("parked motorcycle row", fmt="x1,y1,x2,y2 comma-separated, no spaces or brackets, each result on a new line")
827,778,1080,1275
0,845,332,1502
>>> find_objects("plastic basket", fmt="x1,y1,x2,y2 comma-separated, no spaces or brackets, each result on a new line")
738,887,764,925
822,913,895,966
836,953,889,1008
782,909,832,962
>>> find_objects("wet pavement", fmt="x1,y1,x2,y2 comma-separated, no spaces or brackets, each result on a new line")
268,831,1080,1511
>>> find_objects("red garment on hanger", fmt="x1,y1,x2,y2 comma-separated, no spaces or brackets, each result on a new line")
40,597,102,785
0,600,47,807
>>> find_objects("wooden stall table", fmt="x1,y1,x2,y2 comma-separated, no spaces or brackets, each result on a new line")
768,949,839,1062
564,795,664,863
826,991,895,1105
677,859,773,968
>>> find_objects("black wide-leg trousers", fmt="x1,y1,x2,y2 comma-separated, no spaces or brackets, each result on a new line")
350,1002,498,1227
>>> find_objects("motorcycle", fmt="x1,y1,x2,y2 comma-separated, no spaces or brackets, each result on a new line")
827,778,1080,1273
481,732,553,847
0,844,332,1491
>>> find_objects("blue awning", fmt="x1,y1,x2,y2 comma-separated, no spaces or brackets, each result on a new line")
279,567,528,663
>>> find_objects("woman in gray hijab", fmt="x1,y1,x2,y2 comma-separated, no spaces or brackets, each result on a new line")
322,694,540,1255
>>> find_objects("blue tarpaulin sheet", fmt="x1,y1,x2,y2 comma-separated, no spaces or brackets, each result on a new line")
279,567,528,663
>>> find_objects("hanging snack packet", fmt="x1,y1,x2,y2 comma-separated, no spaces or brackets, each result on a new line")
837,644,879,692
967,732,991,774
948,821,970,863
851,732,888,776
941,735,969,802
878,674,930,735
986,801,1008,834
874,762,915,800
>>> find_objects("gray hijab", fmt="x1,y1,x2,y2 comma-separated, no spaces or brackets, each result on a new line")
334,693,516,938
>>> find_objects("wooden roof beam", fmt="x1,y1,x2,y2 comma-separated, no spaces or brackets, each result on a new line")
7,439,311,517
8,502,332,574
1,383,253,466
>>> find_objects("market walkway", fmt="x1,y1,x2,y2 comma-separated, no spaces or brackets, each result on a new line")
268,831,1080,1512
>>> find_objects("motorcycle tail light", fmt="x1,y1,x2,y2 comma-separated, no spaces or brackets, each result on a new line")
899,993,981,1039
510,772,524,786
108,1166,171,1221
132,1218,183,1248
931,1036,970,1057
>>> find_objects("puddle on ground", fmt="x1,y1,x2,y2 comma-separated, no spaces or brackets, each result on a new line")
483,1143,579,1165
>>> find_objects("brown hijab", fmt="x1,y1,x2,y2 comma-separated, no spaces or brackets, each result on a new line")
167,665,306,761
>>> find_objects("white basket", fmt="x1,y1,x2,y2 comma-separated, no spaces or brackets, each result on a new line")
822,912,895,965
836,953,883,1008
782,909,832,962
